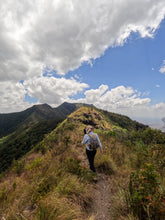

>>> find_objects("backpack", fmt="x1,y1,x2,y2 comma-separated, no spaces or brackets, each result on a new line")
87,133,99,150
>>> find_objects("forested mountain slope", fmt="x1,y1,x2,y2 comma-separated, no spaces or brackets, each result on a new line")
0,103,76,138
0,102,90,173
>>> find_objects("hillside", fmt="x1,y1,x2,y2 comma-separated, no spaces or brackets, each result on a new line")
1,106,165,219
0,101,144,174
0,102,76,138
0,102,94,138
0,102,90,173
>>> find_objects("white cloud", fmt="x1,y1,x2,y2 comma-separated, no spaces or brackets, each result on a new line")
142,91,150,97
0,76,89,112
0,81,31,113
23,76,89,106
159,60,165,74
74,85,151,114
72,84,165,124
84,85,109,104
0,0,165,81
156,84,160,87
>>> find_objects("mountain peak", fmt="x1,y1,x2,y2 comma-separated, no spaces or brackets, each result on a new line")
32,103,52,111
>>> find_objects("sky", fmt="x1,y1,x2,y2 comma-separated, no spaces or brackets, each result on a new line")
0,0,165,130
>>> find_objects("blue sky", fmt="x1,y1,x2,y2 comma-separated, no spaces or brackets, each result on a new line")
1,0,165,130
67,19,165,104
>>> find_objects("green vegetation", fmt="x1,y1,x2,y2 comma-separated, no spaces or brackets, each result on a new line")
100,108,148,131
0,102,86,138
0,105,165,219
0,119,61,173
0,102,92,174
129,164,165,219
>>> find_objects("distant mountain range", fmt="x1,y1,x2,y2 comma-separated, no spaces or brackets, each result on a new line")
0,102,148,138
0,102,79,138
0,102,92,172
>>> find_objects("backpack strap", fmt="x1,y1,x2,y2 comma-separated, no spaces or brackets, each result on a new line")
87,133,93,147
87,133,92,145
87,133,95,138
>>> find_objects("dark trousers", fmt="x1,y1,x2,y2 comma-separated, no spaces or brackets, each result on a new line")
86,149,97,172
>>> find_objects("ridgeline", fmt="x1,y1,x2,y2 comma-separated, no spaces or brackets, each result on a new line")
0,105,165,219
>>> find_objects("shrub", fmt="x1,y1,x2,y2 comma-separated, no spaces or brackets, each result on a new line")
111,187,130,219
31,175,57,204
63,135,71,147
55,174,92,209
34,142,47,154
64,158,96,182
0,186,8,202
104,130,116,137
56,175,84,197
12,158,26,175
47,134,58,145
64,121,74,131
35,195,79,220
27,157,44,171
95,154,116,175
129,164,165,219
134,141,149,169
64,158,82,175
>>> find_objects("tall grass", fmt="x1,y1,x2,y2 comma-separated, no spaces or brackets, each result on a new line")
1,107,165,220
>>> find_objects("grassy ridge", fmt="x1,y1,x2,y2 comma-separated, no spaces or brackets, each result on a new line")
0,106,165,219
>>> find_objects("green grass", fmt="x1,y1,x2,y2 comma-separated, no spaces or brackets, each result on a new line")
1,106,165,220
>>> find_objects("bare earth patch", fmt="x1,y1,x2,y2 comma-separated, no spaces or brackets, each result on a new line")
88,173,113,220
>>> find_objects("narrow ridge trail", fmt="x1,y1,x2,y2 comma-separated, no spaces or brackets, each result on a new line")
78,151,113,219
89,173,113,220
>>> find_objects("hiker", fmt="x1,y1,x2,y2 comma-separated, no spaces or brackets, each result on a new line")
82,125,103,172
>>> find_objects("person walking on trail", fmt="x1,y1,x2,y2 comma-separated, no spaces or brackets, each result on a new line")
82,125,103,172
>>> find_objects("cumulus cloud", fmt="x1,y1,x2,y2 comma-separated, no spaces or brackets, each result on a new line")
72,84,165,125
74,85,152,116
0,0,165,80
159,60,165,74
0,76,89,112
23,76,89,106
0,81,31,113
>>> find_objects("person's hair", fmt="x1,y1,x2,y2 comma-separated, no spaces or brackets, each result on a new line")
86,125,93,134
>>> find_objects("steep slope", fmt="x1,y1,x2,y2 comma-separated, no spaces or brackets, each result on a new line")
99,109,148,131
0,102,93,138
0,106,113,219
0,118,61,173
1,106,165,220
0,103,71,138
0,103,93,173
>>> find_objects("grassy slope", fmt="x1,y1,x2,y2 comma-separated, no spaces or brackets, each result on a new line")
0,119,62,173
0,106,165,219
0,102,81,173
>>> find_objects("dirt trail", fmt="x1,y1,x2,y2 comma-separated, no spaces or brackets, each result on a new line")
79,150,113,220
79,153,113,220
89,173,113,220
